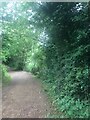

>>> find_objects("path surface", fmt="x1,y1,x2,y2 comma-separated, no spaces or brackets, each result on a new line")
2,71,53,118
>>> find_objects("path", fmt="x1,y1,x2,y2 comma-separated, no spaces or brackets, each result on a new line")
2,71,53,118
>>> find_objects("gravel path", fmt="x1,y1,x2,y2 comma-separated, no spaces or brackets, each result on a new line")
2,71,52,118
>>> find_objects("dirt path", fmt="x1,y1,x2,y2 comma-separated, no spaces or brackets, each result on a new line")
2,71,53,118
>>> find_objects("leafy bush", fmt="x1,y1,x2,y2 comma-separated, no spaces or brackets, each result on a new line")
57,96,89,118
0,64,11,85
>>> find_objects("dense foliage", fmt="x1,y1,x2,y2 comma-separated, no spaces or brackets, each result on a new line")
1,2,89,118
34,3,90,118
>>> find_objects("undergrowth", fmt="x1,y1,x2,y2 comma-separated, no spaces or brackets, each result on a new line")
0,64,11,86
41,80,89,118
